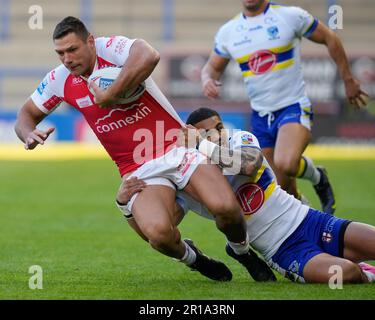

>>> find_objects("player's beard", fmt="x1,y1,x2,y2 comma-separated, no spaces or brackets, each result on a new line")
243,0,266,12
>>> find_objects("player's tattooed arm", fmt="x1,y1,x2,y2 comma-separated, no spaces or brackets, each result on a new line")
210,145,263,177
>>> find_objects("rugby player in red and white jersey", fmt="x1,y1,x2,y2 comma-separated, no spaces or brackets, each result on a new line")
14,17,274,282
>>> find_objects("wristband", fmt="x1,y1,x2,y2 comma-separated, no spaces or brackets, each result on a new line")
198,139,217,158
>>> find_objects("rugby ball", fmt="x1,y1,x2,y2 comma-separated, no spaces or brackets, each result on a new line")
87,67,146,104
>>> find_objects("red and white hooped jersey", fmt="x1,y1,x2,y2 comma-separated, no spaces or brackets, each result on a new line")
30,36,184,176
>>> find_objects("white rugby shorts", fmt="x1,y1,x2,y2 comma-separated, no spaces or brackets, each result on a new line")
124,146,206,213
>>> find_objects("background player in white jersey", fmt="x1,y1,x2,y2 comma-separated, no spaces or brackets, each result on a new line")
201,0,369,215
14,17,263,282
122,108,375,284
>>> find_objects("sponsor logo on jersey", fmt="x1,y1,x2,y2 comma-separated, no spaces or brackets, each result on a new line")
95,102,151,134
76,95,93,108
49,70,56,81
236,183,264,215
248,50,276,75
37,78,48,95
233,37,252,47
115,38,128,55
72,77,84,86
267,25,280,40
106,36,116,48
248,25,263,32
241,134,253,145
43,95,62,111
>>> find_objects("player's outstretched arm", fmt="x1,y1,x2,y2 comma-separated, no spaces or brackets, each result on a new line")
307,21,369,108
14,99,55,150
93,39,160,107
201,52,230,100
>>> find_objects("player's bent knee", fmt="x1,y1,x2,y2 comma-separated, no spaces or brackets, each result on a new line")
143,223,175,248
274,157,299,177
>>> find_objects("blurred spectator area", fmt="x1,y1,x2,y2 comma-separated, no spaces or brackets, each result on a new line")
0,0,374,110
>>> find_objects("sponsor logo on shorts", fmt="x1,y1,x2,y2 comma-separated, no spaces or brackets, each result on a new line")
322,232,333,243
248,50,276,75
236,183,264,215
177,150,198,176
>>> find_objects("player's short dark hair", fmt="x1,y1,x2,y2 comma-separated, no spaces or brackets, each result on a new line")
53,16,89,41
186,108,221,125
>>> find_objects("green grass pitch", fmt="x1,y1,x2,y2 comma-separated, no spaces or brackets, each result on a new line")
0,159,374,299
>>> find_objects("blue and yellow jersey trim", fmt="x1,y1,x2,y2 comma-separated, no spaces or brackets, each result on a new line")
235,42,295,77
303,18,319,38
252,163,276,202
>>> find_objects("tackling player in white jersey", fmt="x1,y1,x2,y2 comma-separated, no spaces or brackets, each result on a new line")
122,108,375,284
201,0,369,215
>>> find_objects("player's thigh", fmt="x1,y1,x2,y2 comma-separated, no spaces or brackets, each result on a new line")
303,253,362,283
343,222,375,262
263,146,296,192
274,123,311,173
131,185,177,239
183,163,239,214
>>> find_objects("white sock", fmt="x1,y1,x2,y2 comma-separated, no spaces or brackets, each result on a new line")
228,233,250,255
363,270,375,283
178,241,197,266
298,156,321,186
